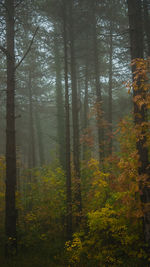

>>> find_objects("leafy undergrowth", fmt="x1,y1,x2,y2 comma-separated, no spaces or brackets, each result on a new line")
0,114,150,266
65,116,149,266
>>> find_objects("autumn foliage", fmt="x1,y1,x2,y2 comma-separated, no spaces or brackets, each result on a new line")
0,115,148,266
0,58,150,266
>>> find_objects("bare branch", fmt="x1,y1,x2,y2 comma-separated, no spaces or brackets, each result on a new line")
0,2,9,13
15,26,39,70
0,44,8,56
0,2,6,9
15,0,24,9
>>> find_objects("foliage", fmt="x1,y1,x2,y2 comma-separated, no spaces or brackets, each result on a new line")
0,114,149,266
17,165,66,254
65,117,147,266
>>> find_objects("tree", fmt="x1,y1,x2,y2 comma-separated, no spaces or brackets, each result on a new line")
35,110,45,166
82,48,90,160
28,69,36,168
143,0,150,56
92,0,104,162
2,0,39,255
5,0,17,256
127,0,150,255
53,24,65,169
63,0,72,240
108,15,113,155
69,0,82,226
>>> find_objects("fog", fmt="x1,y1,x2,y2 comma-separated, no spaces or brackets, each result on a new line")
0,0,150,266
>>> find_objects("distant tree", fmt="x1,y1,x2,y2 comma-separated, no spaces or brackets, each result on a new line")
108,14,113,155
35,110,45,166
28,69,36,169
92,0,104,162
53,23,65,169
82,47,90,160
62,0,72,240
69,0,82,227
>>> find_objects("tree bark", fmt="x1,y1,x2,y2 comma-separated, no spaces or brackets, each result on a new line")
143,0,150,56
63,0,72,240
69,0,82,227
28,70,36,169
83,47,90,160
108,19,113,155
92,1,104,163
127,0,150,255
35,110,45,166
54,25,65,169
5,0,17,256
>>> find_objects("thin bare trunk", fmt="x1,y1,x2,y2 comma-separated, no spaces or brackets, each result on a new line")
108,19,113,155
28,70,35,169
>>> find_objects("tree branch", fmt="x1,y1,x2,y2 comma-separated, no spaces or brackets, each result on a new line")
0,2,9,13
0,45,8,56
15,0,24,8
15,26,39,70
0,2,6,9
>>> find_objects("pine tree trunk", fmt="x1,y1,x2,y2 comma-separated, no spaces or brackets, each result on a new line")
83,54,89,160
92,1,104,163
35,110,45,166
54,25,65,169
28,70,36,169
5,0,17,256
127,0,150,255
143,0,150,56
69,0,82,227
63,0,72,240
108,19,113,155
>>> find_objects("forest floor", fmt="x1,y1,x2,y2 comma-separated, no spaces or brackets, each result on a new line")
0,249,65,267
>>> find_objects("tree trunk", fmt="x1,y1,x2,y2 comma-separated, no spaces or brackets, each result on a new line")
54,25,65,169
143,0,150,56
83,52,90,160
54,25,65,168
108,19,113,155
28,70,36,169
63,0,72,240
5,0,17,256
92,1,104,163
84,62,89,131
69,0,82,227
35,110,45,166
127,0,150,256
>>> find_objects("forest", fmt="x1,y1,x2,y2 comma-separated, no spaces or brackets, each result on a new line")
0,0,150,266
